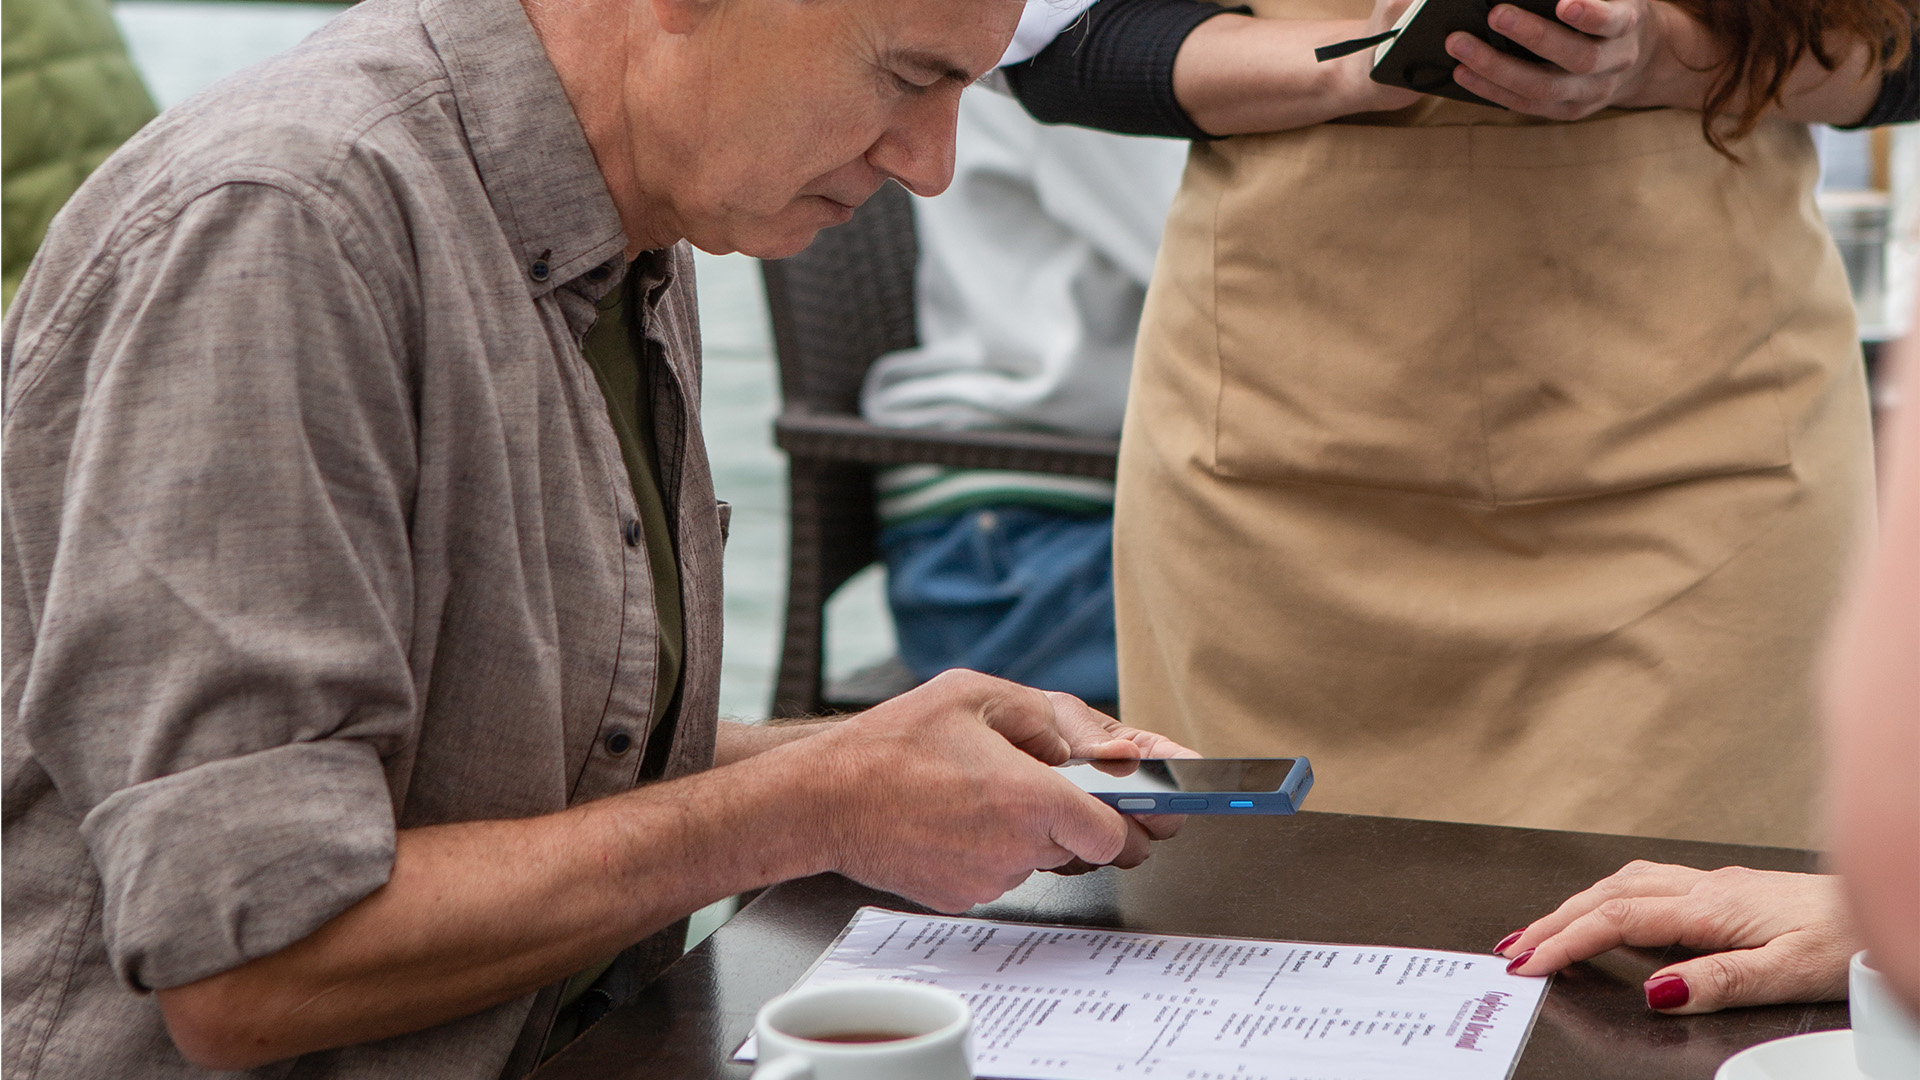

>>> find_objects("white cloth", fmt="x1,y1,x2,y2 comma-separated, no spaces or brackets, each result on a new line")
999,0,1100,67
861,87,1186,439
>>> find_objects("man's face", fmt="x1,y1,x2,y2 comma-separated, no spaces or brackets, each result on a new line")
638,0,1021,258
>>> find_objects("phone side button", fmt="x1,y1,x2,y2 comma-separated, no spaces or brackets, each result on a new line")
1168,797,1209,811
1115,798,1158,811
1228,800,1255,809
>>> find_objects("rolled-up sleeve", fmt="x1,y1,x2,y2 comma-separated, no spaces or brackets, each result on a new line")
79,742,399,990
10,179,421,990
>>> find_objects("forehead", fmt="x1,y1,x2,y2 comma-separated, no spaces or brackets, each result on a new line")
837,0,1025,79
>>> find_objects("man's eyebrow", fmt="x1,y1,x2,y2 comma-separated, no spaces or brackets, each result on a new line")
886,48,976,85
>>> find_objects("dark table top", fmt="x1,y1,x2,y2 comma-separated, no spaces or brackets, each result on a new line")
533,811,1844,1080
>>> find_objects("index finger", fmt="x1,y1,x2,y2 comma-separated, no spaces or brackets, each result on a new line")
1503,861,1706,955
1131,811,1188,842
1042,775,1134,866
1509,894,1704,975
1447,31,1576,115
1492,4,1624,78
1551,0,1638,40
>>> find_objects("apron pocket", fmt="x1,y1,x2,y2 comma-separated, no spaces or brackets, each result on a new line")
1200,113,1820,504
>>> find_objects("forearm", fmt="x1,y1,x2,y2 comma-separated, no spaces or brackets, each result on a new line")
1172,15,1411,134
714,716,839,766
156,741,844,1069
1004,0,1409,138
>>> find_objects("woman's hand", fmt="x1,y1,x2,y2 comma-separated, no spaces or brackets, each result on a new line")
1446,0,1716,120
1497,861,1857,1014
1351,0,1428,111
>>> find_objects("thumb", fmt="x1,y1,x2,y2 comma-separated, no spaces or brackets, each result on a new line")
1045,789,1130,867
1643,937,1839,1014
982,686,1075,764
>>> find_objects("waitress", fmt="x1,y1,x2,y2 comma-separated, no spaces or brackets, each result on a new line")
1002,0,1916,847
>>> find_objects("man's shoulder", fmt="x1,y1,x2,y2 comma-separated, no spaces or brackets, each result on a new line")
55,0,461,266
5,0,480,356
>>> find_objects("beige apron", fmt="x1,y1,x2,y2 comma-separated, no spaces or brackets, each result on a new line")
1116,0,1876,847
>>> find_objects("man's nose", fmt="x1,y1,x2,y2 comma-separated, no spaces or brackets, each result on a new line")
867,98,959,198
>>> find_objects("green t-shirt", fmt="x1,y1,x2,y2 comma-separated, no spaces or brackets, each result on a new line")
546,265,687,1053
581,265,684,729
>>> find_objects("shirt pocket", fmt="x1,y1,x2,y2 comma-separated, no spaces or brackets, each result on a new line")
1204,113,1813,504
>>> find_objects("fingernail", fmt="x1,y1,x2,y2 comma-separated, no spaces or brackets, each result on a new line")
1490,6,1516,31
1505,948,1535,974
1645,975,1690,1010
1493,930,1524,954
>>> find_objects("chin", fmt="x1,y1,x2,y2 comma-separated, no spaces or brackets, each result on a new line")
736,231,819,260
727,199,857,259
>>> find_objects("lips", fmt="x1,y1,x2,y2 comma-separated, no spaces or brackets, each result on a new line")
812,179,883,213
814,196,857,224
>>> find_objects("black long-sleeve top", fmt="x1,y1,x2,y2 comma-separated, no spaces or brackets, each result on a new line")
1003,0,1920,137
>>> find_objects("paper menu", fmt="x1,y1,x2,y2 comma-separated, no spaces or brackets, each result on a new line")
736,907,1548,1080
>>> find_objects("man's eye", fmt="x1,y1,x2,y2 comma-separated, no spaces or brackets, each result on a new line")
890,71,932,93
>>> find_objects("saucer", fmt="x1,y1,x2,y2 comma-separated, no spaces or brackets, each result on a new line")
1715,1029,1865,1080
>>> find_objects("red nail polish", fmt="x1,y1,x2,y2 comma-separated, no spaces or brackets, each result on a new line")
1493,930,1524,954
1505,948,1535,974
1645,975,1690,1010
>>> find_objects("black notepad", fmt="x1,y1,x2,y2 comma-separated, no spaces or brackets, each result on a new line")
1369,0,1570,108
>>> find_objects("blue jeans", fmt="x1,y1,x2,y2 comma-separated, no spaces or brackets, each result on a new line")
879,506,1117,702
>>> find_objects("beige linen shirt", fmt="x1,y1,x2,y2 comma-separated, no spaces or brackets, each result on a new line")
1,0,724,1075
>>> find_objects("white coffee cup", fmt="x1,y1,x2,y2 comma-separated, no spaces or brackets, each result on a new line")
1851,950,1920,1080
750,981,974,1080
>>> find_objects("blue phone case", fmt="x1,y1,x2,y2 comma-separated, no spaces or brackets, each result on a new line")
1070,758,1313,815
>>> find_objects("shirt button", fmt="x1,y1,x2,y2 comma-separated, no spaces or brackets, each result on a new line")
605,730,634,756
623,519,642,547
528,259,551,282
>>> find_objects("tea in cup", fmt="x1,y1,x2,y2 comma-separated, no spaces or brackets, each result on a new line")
750,981,972,1080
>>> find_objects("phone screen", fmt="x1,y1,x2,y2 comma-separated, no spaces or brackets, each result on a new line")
1057,758,1298,795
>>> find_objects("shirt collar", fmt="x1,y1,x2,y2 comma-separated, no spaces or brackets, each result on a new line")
419,0,628,298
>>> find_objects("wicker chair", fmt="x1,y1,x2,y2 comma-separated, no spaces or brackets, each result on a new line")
761,181,1122,717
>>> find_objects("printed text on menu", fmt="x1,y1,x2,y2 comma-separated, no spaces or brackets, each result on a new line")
739,907,1548,1080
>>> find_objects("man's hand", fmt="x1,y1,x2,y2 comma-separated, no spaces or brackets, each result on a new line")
998,686,1198,874
1445,0,1691,120
964,673,1198,873
807,671,1194,912
1497,861,1857,1013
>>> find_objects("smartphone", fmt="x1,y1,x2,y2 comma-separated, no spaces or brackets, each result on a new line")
1057,757,1313,815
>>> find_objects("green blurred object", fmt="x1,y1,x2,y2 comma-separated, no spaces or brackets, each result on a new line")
3,0,157,309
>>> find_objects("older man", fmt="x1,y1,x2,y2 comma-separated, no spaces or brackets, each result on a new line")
0,0,1189,1075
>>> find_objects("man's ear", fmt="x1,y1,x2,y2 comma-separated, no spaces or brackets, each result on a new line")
649,0,717,36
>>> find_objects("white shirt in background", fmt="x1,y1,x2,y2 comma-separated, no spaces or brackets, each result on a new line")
862,87,1186,440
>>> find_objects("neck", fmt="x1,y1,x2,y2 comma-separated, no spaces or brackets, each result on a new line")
522,0,682,257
